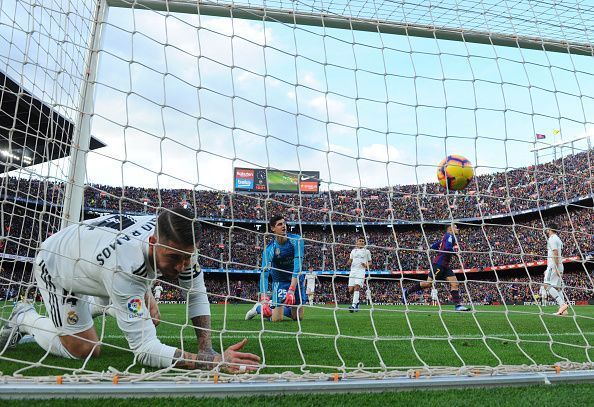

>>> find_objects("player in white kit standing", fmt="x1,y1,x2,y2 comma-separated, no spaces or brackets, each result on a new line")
430,287,439,306
539,285,548,306
0,208,259,372
346,237,371,313
305,266,316,306
153,282,163,303
543,223,568,316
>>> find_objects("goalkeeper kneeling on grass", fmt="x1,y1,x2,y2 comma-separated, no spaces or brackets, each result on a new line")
0,208,260,373
245,215,306,322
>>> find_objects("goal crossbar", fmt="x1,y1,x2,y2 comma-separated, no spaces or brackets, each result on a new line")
107,0,594,56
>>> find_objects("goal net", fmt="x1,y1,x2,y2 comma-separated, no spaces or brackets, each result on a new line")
1,0,594,393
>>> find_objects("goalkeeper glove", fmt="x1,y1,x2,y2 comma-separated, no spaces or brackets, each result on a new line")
284,286,296,305
260,294,272,318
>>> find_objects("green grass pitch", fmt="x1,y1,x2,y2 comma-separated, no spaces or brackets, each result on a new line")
2,303,594,377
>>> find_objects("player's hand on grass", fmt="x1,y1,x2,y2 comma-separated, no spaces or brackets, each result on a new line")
284,286,296,305
219,339,261,374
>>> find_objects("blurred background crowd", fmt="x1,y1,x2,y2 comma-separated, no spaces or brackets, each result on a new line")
1,150,593,305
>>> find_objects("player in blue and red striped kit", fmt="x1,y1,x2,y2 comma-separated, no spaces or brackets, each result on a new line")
403,224,470,311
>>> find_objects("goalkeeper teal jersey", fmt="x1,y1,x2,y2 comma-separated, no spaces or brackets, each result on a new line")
259,233,304,293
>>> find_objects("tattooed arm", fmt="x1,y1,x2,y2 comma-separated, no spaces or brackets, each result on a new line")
192,315,215,353
171,307,260,372
172,348,219,370
172,338,259,372
175,258,260,372
170,315,219,370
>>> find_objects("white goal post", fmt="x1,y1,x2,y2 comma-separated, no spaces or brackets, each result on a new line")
1,0,594,398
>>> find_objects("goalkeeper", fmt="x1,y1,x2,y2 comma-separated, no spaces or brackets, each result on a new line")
245,215,306,322
0,208,260,373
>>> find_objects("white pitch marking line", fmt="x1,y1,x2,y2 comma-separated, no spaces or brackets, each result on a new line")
100,332,594,340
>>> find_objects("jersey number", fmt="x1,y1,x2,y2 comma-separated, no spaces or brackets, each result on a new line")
87,215,137,231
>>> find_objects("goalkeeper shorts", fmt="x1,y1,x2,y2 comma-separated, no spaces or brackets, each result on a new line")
271,281,307,307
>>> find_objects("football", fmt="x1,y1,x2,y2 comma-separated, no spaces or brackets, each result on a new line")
437,155,474,190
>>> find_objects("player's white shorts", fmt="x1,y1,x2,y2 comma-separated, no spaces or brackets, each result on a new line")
34,259,95,336
154,292,162,301
348,270,365,287
306,283,315,294
431,291,439,301
544,266,564,287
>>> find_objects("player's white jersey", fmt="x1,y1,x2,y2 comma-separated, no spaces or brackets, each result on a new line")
35,214,209,356
546,234,563,272
365,287,372,302
431,288,438,300
305,272,316,292
349,248,371,278
544,233,564,287
154,285,163,300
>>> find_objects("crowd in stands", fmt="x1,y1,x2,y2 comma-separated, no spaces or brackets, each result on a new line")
1,150,593,305
82,149,594,222
385,272,593,305
2,150,593,224
145,270,592,305
0,204,61,258
81,149,592,223
2,264,592,306
194,205,593,272
0,198,592,273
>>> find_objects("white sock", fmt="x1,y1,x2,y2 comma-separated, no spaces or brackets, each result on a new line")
88,296,117,319
18,309,76,359
547,287,566,306
352,290,360,306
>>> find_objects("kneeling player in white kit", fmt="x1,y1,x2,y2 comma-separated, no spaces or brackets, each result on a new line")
543,223,568,316
347,237,371,312
305,266,316,306
0,208,260,372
